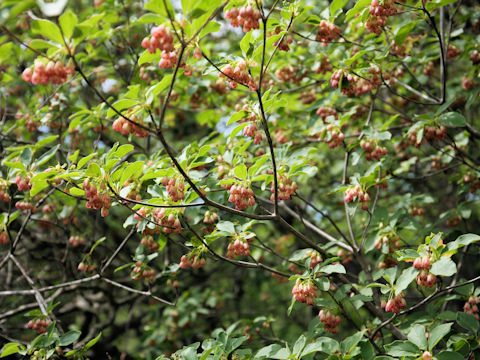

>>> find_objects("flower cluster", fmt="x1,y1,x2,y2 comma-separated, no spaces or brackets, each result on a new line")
22,59,74,85
27,318,51,334
141,235,159,252
365,0,397,34
220,61,257,91
179,253,206,269
408,125,447,147
82,179,111,217
77,261,98,273
15,174,32,192
374,234,400,253
382,293,407,314
318,310,342,334
132,261,155,281
0,231,7,245
344,186,370,210
306,250,323,268
413,255,436,287
161,176,185,202
316,107,338,122
360,140,388,161
224,6,261,32
337,249,353,264
298,89,317,104
203,211,218,224
141,25,174,54
316,123,345,149
464,296,480,320
0,181,10,202
153,209,182,234
68,236,86,247
316,55,333,74
243,122,263,144
270,175,298,201
409,205,425,216
330,70,358,96
15,201,37,213
447,44,462,59
227,184,256,210
227,237,251,258
292,279,317,305
470,50,480,65
316,20,341,46
158,50,178,69
462,76,476,90
275,66,303,84
112,114,148,138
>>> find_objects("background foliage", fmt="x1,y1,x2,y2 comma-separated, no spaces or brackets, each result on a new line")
0,0,480,359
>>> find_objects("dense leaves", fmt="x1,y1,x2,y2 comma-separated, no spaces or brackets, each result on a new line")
0,0,480,359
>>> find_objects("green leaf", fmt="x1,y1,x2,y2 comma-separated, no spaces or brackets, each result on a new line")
34,144,60,167
395,267,418,295
106,99,140,118
78,153,97,169
447,233,480,251
58,330,81,346
146,74,173,102
321,264,346,274
144,0,175,19
255,344,289,359
408,324,427,350
240,31,252,57
292,335,306,355
428,323,452,350
30,180,49,197
457,312,479,333
2,161,26,172
138,49,161,65
216,221,235,235
0,343,24,357
20,147,33,167
330,0,348,17
426,0,459,11
345,0,370,21
89,237,106,255
59,9,78,40
300,337,340,356
430,257,456,277
199,21,221,38
31,19,64,44
384,340,420,357
120,161,145,185
438,112,466,127
436,351,464,360
394,21,418,46
233,164,247,180
85,332,102,349
341,330,365,354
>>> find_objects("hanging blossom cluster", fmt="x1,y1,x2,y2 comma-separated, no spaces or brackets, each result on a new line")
112,113,149,138
365,0,398,34
316,20,341,46
22,59,74,85
82,179,111,217
292,279,317,305
226,237,252,258
141,24,178,69
330,67,382,97
224,5,261,32
270,175,298,201
220,60,257,91
382,292,407,314
179,252,206,269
